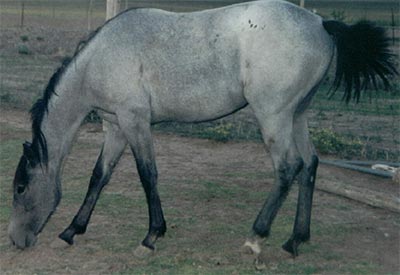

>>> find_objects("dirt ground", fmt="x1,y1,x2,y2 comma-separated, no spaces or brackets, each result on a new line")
0,108,399,274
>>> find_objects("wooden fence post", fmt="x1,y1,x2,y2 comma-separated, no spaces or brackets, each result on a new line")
300,0,305,8
87,0,94,31
106,0,120,20
20,1,25,28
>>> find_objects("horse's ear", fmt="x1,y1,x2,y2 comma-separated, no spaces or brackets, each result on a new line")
23,141,36,162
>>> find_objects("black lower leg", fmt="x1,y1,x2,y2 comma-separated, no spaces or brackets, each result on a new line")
283,155,318,256
253,158,303,237
137,159,166,250
59,153,110,245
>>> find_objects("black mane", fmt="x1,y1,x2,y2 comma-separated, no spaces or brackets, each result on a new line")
27,8,139,164
30,57,71,165
29,26,102,165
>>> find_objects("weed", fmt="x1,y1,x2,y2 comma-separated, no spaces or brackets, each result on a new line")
199,122,235,142
17,44,32,55
311,128,363,158
36,36,44,41
0,93,12,104
84,110,101,123
153,120,262,142
20,35,29,42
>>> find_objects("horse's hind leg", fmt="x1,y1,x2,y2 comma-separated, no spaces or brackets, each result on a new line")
282,114,318,256
59,123,127,244
117,109,166,256
244,110,303,254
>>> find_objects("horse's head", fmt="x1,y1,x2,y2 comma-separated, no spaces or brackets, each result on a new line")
8,142,60,249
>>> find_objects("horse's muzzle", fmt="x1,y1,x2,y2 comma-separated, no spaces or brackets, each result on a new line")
8,222,38,249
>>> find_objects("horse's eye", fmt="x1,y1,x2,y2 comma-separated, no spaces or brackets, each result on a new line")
17,184,26,194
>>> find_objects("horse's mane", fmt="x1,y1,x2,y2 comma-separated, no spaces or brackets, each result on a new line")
29,27,102,165
29,8,142,165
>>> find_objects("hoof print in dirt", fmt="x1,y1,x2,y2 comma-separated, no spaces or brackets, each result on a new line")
50,238,71,249
254,258,267,271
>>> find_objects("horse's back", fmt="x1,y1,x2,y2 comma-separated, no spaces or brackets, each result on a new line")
83,0,333,122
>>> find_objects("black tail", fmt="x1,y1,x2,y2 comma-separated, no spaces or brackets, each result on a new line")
323,20,398,102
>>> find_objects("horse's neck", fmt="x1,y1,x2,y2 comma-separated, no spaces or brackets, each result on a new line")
41,64,90,174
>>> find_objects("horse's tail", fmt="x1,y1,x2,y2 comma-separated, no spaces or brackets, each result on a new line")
322,20,398,102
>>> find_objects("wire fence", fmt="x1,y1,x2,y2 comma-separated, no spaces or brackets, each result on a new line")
1,0,399,31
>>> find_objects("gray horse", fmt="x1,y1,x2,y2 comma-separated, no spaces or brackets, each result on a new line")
8,0,396,259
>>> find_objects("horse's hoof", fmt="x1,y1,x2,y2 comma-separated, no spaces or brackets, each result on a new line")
242,238,261,255
282,239,298,257
58,229,75,245
134,244,154,259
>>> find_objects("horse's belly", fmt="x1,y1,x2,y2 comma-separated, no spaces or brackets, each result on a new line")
150,79,247,123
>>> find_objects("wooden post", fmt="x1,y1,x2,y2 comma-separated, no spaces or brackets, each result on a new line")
300,0,305,8
106,0,120,20
20,1,25,28
87,0,94,31
391,8,395,46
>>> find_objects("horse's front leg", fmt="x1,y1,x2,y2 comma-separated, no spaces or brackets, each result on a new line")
117,109,166,257
59,123,127,244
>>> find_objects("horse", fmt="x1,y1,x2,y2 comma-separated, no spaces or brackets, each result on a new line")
8,0,397,259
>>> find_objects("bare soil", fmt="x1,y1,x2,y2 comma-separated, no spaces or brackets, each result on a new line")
0,108,399,274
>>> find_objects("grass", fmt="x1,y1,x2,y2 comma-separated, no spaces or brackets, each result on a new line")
0,55,57,109
0,139,25,225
